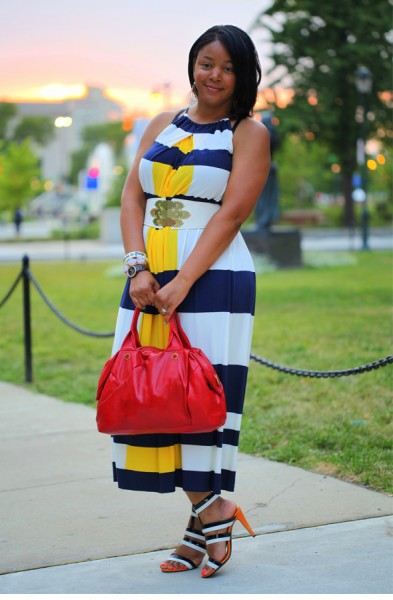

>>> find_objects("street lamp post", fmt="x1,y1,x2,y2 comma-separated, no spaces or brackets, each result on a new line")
355,66,373,250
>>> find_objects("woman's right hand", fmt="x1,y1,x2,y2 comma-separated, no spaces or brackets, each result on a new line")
129,270,160,309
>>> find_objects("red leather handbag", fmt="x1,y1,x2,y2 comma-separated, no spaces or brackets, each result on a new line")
96,309,226,435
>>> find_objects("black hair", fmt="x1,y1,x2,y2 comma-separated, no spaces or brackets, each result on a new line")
187,24,262,121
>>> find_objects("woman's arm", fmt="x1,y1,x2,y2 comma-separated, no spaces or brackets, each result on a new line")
154,118,271,320
120,110,179,308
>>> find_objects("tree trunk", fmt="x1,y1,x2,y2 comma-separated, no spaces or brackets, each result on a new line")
342,170,355,228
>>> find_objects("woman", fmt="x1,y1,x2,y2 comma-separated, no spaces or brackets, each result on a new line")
111,24,270,578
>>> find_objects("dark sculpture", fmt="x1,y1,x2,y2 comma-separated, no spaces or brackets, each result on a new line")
254,112,280,233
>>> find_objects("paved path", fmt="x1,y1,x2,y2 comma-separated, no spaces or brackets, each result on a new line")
0,382,392,594
0,226,392,264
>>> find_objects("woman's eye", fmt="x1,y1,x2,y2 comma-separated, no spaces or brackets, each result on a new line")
201,62,211,68
225,66,234,73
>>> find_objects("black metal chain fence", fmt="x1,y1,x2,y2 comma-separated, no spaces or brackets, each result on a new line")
1,255,392,382
250,353,393,378
27,270,114,338
0,270,23,309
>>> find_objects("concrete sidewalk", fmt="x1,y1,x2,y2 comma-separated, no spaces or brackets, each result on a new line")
0,382,392,594
0,226,392,264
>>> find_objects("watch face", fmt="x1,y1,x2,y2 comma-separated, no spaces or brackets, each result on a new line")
128,264,145,278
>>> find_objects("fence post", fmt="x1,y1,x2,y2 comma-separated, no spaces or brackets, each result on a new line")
22,255,33,383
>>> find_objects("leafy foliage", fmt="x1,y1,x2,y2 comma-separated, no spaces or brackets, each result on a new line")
0,102,17,138
252,0,393,225
82,122,128,158
13,116,55,145
0,140,40,211
273,133,337,208
0,103,48,212
105,168,127,207
68,121,128,185
68,146,91,185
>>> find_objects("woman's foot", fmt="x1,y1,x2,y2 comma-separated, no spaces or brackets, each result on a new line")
193,493,255,578
196,495,236,577
160,512,206,573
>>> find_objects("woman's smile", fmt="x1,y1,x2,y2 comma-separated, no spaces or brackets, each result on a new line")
205,83,223,92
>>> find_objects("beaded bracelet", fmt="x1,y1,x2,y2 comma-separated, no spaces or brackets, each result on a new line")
124,256,148,267
123,251,149,276
123,251,148,264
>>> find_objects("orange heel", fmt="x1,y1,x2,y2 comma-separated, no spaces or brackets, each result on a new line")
193,494,255,579
235,506,255,537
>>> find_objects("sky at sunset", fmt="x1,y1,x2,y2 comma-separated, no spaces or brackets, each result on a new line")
1,0,271,113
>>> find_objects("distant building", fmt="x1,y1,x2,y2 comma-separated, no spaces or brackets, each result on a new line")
10,86,124,181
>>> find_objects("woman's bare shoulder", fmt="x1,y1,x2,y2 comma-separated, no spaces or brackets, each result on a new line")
147,108,186,135
235,116,269,138
233,116,270,153
135,108,186,156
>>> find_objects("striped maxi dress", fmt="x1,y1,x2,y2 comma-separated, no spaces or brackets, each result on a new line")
111,111,256,494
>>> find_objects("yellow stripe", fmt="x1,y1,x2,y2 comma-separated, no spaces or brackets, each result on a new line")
125,444,182,473
174,135,193,154
152,162,173,197
146,226,178,273
128,181,183,475
138,227,178,348
151,135,194,198
172,165,194,196
139,312,169,348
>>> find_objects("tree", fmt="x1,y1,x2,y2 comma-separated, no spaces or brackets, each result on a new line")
82,122,128,158
0,104,46,214
0,140,40,212
273,133,337,209
68,121,128,185
68,147,91,185
0,102,17,139
13,116,55,146
105,167,127,207
251,0,393,226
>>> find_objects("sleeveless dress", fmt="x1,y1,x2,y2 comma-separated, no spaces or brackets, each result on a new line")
110,111,256,494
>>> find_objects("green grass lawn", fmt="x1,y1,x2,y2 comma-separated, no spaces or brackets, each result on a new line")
1,251,392,493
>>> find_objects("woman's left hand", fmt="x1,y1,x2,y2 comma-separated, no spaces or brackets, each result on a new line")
154,276,191,323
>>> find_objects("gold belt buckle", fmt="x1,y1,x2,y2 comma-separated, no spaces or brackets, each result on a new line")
150,200,190,228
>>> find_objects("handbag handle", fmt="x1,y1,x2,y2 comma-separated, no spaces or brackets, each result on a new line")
130,308,193,351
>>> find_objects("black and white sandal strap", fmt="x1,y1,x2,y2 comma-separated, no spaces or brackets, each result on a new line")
182,532,206,554
204,532,231,545
205,556,223,570
181,510,206,553
192,492,219,515
168,553,198,570
202,517,235,535
182,539,206,553
185,528,205,543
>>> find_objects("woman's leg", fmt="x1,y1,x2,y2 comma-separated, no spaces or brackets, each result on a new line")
186,492,237,577
159,492,206,572
160,491,239,574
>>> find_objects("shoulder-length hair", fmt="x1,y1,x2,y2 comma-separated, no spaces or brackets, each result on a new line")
188,25,262,121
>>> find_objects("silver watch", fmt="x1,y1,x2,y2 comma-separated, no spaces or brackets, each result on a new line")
127,264,148,278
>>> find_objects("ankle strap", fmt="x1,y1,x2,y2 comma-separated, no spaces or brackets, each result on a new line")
193,492,219,515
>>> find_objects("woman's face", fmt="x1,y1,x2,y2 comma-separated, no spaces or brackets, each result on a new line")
193,40,236,112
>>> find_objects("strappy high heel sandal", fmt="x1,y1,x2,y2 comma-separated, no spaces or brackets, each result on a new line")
193,492,255,579
160,509,206,573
